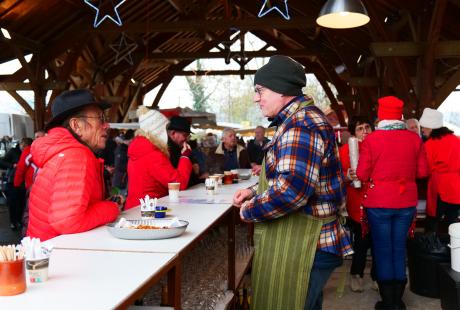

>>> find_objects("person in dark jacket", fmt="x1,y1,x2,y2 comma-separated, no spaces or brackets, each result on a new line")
112,129,134,192
247,126,270,166
167,116,198,186
206,128,251,174
0,142,24,230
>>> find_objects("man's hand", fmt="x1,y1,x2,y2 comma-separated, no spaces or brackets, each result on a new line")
233,188,254,207
347,168,358,181
251,165,262,176
108,194,125,211
181,142,192,157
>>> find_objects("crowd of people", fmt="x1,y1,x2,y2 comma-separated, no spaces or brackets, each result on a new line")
1,55,459,309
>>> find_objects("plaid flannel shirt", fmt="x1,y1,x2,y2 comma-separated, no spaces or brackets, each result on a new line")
241,96,353,256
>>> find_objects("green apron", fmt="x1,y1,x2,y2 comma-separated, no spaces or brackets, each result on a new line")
251,158,336,310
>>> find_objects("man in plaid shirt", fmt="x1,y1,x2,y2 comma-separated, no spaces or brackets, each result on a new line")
233,55,352,310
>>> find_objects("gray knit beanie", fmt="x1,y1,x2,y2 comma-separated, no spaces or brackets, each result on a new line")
254,55,306,96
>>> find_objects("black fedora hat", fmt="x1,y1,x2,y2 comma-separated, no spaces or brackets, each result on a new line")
45,89,111,131
167,116,191,133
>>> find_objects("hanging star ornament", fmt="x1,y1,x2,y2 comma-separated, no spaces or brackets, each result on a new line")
109,33,138,65
258,0,290,20
84,0,126,28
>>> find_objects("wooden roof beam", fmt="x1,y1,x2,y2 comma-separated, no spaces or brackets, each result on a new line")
147,49,320,61
364,0,417,114
435,69,460,106
0,81,67,91
5,91,34,119
371,41,460,58
419,0,447,112
177,70,257,76
93,18,316,33
151,77,173,108
348,77,379,87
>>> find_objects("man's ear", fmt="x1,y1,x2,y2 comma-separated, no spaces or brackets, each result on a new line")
69,118,83,137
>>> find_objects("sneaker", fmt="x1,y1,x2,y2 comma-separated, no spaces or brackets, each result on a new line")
350,275,364,292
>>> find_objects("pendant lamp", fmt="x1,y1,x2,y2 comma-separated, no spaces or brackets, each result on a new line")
316,0,370,29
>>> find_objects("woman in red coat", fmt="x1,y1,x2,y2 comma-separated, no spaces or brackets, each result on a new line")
419,108,460,232
339,116,375,292
357,96,428,309
125,107,192,210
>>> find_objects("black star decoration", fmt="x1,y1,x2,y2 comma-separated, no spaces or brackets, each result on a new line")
109,32,138,65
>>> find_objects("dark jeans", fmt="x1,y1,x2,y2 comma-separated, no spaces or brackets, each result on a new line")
5,183,25,227
425,197,460,233
366,207,415,282
304,250,343,310
348,219,376,280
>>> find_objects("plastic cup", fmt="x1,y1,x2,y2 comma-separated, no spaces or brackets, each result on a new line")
213,174,224,185
26,257,49,283
205,178,216,195
223,171,233,185
0,259,26,295
209,175,220,192
168,183,180,202
231,169,239,183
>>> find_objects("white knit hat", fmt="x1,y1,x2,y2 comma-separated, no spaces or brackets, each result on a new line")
137,106,169,145
419,108,443,129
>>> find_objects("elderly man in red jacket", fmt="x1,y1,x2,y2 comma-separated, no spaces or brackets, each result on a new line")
27,90,122,241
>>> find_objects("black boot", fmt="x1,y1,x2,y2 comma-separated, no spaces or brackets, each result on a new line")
393,280,407,310
375,281,394,310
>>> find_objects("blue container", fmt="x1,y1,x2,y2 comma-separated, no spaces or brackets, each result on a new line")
154,206,167,218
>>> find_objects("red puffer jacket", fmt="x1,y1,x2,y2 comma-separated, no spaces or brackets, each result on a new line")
125,135,192,210
27,128,119,241
425,134,460,216
357,130,428,208
13,146,35,189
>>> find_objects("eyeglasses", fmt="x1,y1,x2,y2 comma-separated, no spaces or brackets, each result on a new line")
254,86,266,96
77,114,108,124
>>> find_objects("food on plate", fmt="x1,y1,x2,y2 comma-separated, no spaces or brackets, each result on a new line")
129,224,168,230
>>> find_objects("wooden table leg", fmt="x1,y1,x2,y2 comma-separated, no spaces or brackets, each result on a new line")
168,258,181,310
228,207,236,309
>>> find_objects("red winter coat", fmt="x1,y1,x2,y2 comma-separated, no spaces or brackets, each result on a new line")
357,130,428,209
13,146,35,189
425,134,460,216
125,135,192,210
339,143,366,222
27,128,119,241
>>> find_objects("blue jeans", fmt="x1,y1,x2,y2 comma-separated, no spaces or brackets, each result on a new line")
366,207,416,282
304,250,343,310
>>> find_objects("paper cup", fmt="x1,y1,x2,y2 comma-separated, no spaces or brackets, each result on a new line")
26,257,49,283
168,183,180,202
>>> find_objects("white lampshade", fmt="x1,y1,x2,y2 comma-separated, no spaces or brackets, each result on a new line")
316,0,370,29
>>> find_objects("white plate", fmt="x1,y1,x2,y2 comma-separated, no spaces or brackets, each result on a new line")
106,219,189,240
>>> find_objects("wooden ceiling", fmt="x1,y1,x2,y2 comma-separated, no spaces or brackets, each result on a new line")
1,0,459,129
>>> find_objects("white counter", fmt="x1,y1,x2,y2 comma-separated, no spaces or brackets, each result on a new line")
50,177,257,254
0,249,176,310
51,203,232,253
